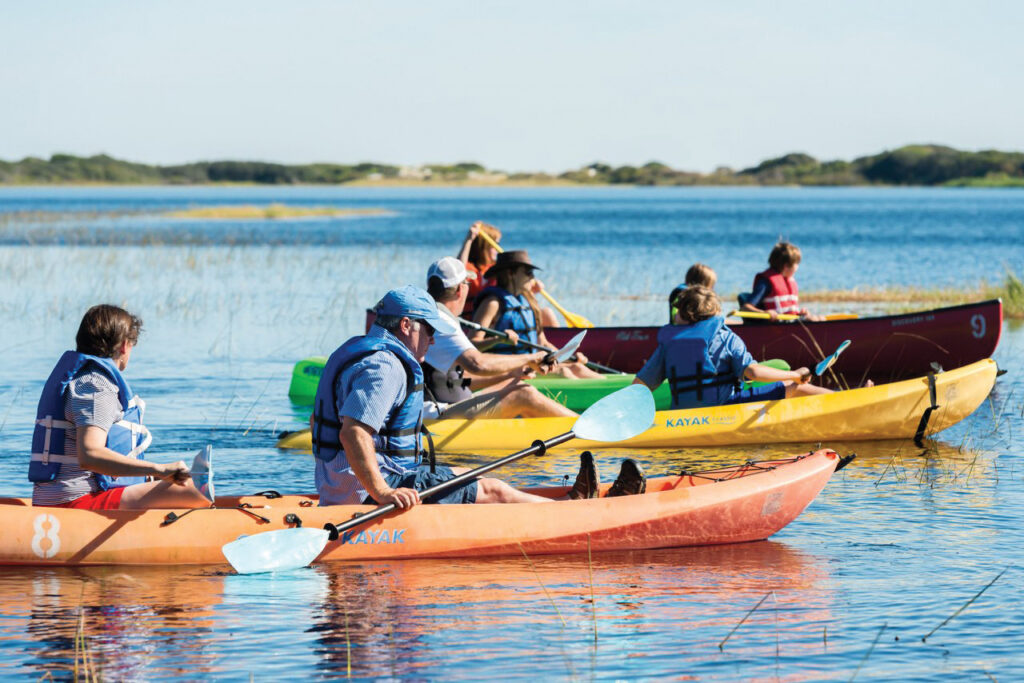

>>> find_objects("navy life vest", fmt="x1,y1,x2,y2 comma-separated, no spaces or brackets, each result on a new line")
657,317,741,409
311,329,425,469
753,268,800,314
422,361,472,404
29,351,151,489
474,286,539,354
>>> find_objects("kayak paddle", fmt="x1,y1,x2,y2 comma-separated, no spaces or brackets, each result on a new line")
321,383,654,540
459,317,622,374
475,229,594,328
227,384,655,574
547,330,587,364
727,310,859,322
815,340,851,376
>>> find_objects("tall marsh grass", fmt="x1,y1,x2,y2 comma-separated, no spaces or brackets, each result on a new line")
801,269,1024,318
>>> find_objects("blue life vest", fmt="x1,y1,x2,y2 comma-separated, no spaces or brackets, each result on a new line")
658,317,741,409
29,351,151,489
311,328,425,469
474,286,539,354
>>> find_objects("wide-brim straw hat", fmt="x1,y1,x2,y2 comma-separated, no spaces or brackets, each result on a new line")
484,250,542,280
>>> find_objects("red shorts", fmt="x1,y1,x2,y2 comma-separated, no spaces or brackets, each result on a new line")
53,487,126,511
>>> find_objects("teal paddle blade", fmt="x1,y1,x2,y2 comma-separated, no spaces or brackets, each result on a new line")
572,384,655,442
815,339,851,376
222,528,329,574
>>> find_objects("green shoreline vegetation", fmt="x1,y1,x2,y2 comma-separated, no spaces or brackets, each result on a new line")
2,144,1024,187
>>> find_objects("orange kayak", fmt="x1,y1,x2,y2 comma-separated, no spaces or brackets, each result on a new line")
0,449,844,567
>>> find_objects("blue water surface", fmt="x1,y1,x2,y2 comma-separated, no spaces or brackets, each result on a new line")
0,186,1021,680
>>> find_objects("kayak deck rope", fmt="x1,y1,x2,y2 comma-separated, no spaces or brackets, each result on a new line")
161,504,271,527
677,454,810,482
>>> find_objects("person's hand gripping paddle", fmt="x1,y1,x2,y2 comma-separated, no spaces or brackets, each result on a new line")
223,384,656,574
540,330,587,368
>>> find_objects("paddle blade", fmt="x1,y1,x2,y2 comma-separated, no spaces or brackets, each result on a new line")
815,339,851,376
552,330,587,363
222,528,329,574
572,384,655,442
562,311,595,328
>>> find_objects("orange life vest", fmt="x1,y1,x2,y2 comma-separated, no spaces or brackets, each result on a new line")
753,268,800,314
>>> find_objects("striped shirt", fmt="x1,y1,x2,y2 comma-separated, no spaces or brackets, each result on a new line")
31,371,124,506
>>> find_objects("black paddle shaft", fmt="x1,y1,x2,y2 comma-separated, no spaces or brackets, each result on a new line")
460,319,623,375
363,307,622,374
323,430,578,541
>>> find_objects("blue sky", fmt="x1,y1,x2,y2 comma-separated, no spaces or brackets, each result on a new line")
2,1,1021,172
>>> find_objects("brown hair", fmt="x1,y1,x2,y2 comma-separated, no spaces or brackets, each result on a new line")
494,265,542,330
768,242,802,271
684,263,717,289
467,223,502,268
427,275,461,303
674,286,721,324
75,304,142,359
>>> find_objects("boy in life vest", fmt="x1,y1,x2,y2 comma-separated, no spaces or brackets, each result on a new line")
634,286,831,409
422,257,576,419
312,286,647,507
29,305,212,511
738,242,822,321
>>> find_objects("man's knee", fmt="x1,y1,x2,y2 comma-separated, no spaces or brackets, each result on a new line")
475,477,516,503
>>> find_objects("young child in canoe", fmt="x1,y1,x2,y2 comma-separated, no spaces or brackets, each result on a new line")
738,241,822,321
635,286,832,409
668,263,717,322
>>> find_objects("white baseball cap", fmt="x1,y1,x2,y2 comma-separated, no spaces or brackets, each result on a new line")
427,256,477,289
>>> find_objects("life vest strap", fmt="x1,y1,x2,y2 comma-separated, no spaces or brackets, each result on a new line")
380,425,420,438
30,452,79,465
668,363,738,402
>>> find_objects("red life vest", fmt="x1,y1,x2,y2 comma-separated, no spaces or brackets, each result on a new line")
753,268,800,314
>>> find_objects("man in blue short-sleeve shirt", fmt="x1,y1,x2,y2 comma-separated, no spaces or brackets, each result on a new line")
312,286,601,508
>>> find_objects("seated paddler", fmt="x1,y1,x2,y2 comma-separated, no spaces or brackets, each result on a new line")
311,285,645,508
634,286,832,409
470,249,600,379
29,304,212,511
423,256,575,419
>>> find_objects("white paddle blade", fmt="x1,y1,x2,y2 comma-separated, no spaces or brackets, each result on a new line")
190,445,214,503
222,528,330,574
815,339,851,376
552,330,587,363
573,384,655,442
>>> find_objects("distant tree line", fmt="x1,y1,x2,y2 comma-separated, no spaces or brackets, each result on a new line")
2,146,1023,186
561,145,1024,186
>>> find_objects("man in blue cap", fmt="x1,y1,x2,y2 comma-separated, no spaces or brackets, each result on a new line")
311,285,600,508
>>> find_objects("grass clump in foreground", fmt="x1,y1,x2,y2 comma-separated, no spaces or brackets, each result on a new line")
166,204,389,220
802,270,1024,318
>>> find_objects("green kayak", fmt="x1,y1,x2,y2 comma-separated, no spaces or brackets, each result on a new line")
288,357,789,412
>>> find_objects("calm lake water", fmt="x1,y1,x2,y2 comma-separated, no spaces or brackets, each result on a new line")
0,186,1022,680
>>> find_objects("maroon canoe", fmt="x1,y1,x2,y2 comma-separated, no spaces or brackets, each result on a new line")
545,300,1003,386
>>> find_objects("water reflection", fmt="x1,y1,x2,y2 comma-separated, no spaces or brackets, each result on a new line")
302,542,832,679
0,543,835,680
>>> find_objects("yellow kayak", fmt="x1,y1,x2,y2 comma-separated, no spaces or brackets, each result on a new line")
276,359,996,452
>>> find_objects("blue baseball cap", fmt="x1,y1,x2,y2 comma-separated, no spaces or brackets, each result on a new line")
373,285,459,335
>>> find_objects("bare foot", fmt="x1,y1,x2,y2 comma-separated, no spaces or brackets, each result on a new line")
862,379,874,388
